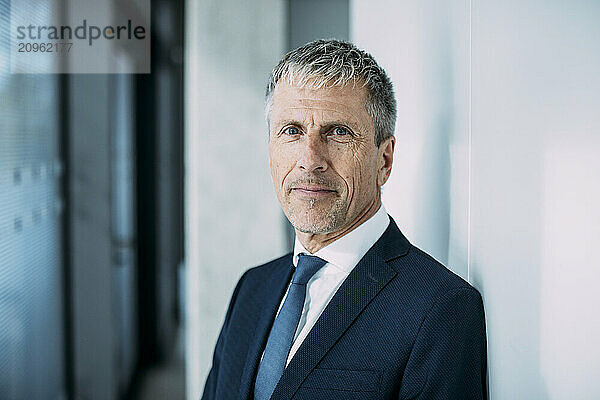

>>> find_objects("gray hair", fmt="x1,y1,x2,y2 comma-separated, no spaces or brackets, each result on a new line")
265,39,397,147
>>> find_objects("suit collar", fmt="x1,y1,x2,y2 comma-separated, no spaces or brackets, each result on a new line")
271,217,410,399
238,255,294,400
376,216,411,262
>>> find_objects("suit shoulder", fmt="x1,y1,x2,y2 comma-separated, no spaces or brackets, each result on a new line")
244,252,293,278
392,244,479,299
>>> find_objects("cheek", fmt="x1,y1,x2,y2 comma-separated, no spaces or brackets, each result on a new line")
340,153,377,195
333,154,363,190
269,148,293,186
269,158,282,183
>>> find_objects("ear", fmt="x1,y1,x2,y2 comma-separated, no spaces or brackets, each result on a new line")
377,136,395,187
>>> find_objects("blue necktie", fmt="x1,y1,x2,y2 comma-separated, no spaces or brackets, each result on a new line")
254,254,327,400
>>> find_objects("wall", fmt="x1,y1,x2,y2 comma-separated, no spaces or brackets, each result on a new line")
470,1,600,398
352,0,470,277
352,0,600,398
69,74,117,400
288,0,349,49
184,1,287,398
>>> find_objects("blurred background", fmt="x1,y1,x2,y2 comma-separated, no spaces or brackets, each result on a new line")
1,0,599,399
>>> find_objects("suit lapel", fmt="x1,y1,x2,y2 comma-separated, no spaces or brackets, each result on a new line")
270,218,410,399
238,257,294,400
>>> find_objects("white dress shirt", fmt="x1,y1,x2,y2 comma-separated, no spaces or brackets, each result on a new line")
275,204,390,366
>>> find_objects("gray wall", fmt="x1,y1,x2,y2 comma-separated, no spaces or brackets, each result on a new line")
69,68,138,400
288,0,349,49
353,0,600,398
184,0,287,398
69,75,117,400
69,73,138,400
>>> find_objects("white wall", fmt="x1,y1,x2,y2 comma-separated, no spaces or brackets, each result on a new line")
352,0,471,277
470,1,600,398
352,0,600,398
184,1,287,399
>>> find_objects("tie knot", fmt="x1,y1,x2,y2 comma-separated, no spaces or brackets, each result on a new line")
293,254,327,285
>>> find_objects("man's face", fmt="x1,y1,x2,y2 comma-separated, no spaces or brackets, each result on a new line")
268,81,392,234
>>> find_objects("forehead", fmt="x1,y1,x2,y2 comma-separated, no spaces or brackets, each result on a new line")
270,81,371,128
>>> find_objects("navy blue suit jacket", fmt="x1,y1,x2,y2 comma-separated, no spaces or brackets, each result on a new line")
202,217,487,399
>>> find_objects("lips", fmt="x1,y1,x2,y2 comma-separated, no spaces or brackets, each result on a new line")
290,185,336,199
292,186,335,192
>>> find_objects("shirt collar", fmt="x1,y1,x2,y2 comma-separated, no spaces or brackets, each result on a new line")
293,204,390,274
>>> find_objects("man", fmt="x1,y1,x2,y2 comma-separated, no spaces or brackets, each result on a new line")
202,39,487,400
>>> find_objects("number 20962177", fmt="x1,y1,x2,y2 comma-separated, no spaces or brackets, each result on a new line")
17,42,73,52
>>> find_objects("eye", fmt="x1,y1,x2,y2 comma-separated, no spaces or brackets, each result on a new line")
331,126,349,136
283,126,301,135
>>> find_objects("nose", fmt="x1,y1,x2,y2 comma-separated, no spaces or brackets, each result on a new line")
297,132,328,172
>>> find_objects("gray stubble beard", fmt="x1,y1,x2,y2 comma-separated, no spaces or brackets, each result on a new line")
284,196,349,235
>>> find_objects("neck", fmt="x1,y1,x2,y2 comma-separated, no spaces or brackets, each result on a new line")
295,193,382,254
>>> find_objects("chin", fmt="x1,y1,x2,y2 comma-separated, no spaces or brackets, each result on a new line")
287,211,343,235
292,222,333,235
283,198,349,234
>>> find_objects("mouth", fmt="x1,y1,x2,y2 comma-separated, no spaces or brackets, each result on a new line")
290,186,337,199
